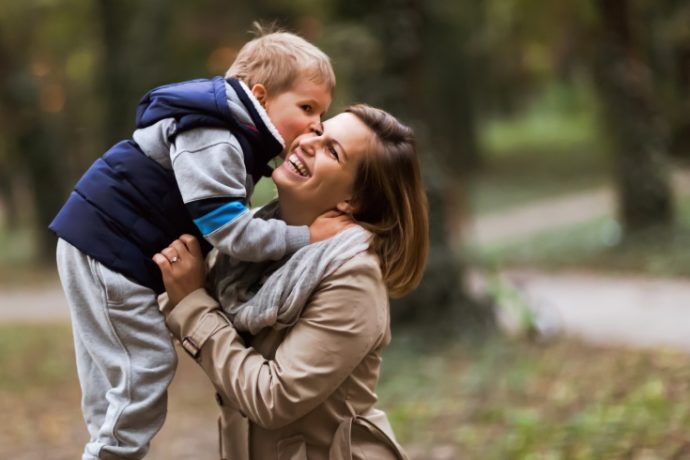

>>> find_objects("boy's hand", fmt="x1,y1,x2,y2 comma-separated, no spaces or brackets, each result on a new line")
153,234,206,307
309,210,354,243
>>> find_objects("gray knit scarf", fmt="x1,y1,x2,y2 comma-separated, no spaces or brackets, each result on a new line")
208,200,372,335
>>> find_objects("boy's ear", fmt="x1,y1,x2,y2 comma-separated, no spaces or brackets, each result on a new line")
251,84,267,105
336,200,354,215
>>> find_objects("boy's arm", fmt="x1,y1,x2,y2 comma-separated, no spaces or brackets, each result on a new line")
199,207,309,262
171,127,309,261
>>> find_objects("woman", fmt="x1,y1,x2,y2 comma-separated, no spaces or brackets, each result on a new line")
154,104,429,459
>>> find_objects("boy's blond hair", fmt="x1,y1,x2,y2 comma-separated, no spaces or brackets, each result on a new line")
226,23,335,95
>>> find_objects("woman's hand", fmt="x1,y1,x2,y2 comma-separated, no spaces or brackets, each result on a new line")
153,234,206,307
309,210,355,243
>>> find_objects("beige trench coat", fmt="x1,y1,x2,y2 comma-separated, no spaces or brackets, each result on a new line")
163,252,408,460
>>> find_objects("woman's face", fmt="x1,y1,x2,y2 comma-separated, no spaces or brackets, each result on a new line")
272,112,373,223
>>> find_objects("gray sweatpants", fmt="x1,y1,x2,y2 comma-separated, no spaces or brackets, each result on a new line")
56,239,177,460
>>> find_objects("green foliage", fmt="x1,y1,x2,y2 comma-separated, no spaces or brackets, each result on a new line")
0,226,37,266
484,272,539,336
469,80,610,214
251,177,278,207
479,80,599,157
378,334,690,458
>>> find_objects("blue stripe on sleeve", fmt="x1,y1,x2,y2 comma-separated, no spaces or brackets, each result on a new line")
186,197,244,219
193,200,247,235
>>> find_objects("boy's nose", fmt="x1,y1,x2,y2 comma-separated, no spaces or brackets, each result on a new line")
308,119,323,135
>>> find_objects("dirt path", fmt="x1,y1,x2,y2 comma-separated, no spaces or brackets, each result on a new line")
3,266,689,354
0,272,69,322
500,269,690,352
467,168,690,246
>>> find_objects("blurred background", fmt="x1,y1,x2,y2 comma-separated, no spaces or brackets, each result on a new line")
1,0,690,458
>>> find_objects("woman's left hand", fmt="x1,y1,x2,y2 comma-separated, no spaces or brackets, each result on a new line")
153,234,206,307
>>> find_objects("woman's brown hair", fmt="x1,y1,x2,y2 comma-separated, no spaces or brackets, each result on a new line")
345,104,429,298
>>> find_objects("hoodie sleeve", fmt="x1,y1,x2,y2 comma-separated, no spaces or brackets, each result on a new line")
169,126,309,261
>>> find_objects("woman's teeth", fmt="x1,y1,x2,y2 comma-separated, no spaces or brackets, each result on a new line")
288,154,310,177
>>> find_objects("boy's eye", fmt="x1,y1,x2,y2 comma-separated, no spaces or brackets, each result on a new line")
301,104,313,113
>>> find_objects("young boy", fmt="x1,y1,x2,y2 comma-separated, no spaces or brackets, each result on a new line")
50,27,342,460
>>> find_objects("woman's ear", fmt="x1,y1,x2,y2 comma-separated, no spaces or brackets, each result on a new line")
336,200,354,215
251,84,267,106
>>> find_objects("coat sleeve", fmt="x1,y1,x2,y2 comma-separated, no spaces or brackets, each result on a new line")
164,255,387,430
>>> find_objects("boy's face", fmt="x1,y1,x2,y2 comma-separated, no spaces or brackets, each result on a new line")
253,80,331,158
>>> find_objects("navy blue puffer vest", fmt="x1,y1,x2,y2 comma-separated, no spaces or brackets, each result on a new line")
50,77,282,293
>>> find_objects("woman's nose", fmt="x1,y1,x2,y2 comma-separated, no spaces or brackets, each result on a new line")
298,136,317,156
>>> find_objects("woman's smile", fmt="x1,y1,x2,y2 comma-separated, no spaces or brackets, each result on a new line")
286,152,311,178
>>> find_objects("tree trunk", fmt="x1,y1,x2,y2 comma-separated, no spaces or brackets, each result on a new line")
0,28,66,260
97,0,133,146
667,41,690,160
20,119,66,259
593,0,674,235
97,0,171,146
367,0,494,335
424,1,482,173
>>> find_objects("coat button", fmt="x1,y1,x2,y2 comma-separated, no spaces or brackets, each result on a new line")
215,392,224,407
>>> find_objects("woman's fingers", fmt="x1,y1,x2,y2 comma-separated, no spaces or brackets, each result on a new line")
320,210,343,218
169,239,189,259
153,253,171,272
161,246,179,264
179,234,202,258
158,235,201,268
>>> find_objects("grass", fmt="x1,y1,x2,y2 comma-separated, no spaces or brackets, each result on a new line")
468,146,609,216
0,225,37,266
0,225,67,288
480,81,599,158
0,324,75,391
472,196,690,278
471,80,609,215
378,334,690,459
2,323,690,459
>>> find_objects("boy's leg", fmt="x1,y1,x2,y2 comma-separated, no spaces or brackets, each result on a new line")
72,327,109,442
57,239,177,460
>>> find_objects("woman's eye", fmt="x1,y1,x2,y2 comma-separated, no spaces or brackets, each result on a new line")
328,145,340,161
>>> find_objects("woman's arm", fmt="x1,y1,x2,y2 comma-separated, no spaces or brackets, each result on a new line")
156,237,387,429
